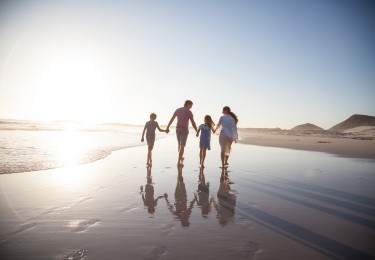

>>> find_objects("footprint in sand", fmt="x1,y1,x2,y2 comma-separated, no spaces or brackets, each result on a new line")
65,249,88,260
220,241,259,259
161,223,175,235
119,204,140,213
148,245,167,259
77,196,92,203
68,219,99,233
96,186,106,192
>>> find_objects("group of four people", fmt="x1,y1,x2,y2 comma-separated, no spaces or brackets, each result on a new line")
141,100,238,168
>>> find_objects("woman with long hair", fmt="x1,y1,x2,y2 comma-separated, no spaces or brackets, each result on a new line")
214,106,238,168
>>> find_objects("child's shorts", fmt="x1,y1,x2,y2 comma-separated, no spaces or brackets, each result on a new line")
146,135,155,150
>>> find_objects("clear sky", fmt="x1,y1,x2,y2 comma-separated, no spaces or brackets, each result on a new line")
0,0,374,129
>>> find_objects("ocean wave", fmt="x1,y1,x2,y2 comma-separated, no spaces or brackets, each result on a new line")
0,121,145,174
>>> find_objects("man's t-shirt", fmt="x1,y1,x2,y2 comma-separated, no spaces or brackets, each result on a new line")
174,107,193,128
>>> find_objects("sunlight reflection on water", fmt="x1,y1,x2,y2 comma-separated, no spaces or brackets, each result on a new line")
0,124,144,174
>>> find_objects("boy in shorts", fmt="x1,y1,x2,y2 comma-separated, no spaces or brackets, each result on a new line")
141,113,167,166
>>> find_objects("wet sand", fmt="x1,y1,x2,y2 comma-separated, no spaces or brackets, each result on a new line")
238,130,375,159
0,135,374,259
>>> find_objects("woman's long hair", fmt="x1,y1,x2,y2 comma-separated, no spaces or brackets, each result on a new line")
223,106,238,125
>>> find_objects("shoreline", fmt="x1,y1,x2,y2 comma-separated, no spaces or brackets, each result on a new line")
238,132,375,160
1,136,374,259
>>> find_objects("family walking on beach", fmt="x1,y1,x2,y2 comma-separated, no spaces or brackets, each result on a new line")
141,100,238,168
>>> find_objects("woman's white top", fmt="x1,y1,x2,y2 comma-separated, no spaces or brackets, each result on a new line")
218,115,238,141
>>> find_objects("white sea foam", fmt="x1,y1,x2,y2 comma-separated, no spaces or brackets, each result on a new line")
0,120,146,174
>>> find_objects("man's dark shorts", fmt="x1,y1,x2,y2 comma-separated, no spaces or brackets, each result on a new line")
176,128,189,147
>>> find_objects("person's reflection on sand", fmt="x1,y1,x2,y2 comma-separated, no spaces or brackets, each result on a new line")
140,165,165,214
165,166,196,227
212,168,236,226
195,167,212,218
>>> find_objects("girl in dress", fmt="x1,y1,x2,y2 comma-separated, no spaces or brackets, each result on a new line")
196,115,215,168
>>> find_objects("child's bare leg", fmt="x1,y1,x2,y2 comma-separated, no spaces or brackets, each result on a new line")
147,149,152,165
201,149,206,168
199,149,203,166
150,150,152,165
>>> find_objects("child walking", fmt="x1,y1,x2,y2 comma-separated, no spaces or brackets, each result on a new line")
141,113,167,166
196,115,215,168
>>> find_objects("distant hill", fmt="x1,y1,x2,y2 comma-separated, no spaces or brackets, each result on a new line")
291,123,323,131
329,114,375,131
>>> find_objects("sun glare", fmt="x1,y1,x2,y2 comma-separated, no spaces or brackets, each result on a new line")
50,127,91,186
28,50,114,121
56,127,88,167
1,24,147,125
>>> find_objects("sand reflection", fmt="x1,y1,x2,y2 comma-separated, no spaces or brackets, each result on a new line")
139,166,238,227
195,167,212,218
140,166,165,214
212,169,237,226
165,166,197,227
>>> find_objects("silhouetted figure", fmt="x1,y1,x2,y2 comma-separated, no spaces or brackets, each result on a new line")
212,168,236,226
166,100,198,166
140,166,164,214
196,115,215,168
141,113,167,166
213,106,238,168
165,166,196,227
195,167,212,218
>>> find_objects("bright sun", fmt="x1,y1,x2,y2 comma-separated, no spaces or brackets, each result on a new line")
1,27,149,125
28,50,113,122
1,28,122,123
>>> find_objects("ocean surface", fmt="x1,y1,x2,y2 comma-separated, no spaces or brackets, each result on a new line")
0,120,147,174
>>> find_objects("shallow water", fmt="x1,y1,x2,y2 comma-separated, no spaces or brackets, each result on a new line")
0,133,374,259
0,121,145,174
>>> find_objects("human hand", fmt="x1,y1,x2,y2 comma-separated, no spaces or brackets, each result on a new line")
166,129,170,134
196,133,199,137
141,138,144,142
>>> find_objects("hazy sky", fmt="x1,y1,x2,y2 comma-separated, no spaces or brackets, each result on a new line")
0,0,374,129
